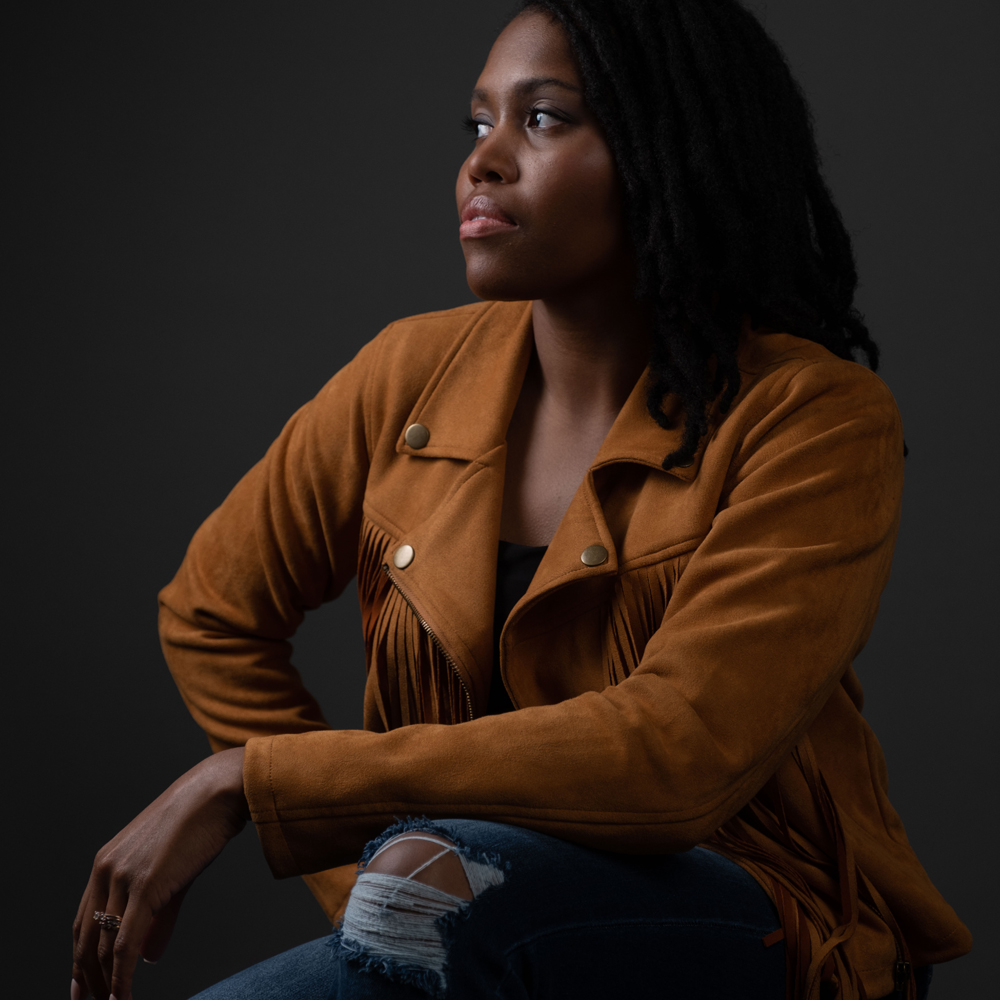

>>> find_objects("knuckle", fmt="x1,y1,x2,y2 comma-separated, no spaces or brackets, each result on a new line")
97,939,114,964
113,934,132,958
94,841,121,872
112,861,145,894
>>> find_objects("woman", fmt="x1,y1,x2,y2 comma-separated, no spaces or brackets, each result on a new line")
71,2,971,998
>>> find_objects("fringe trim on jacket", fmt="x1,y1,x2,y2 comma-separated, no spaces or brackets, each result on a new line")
358,517,915,1000
359,517,471,730
707,738,914,1000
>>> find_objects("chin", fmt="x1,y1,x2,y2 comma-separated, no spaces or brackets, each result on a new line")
463,252,558,302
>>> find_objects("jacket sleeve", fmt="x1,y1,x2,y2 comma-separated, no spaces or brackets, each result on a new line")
158,337,379,751
242,359,907,878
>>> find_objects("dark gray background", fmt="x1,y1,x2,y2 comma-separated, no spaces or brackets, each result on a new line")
7,1,997,996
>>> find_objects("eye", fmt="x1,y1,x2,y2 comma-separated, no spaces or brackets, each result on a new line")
461,116,492,140
527,108,563,129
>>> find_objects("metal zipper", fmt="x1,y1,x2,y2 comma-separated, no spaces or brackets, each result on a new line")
382,563,475,721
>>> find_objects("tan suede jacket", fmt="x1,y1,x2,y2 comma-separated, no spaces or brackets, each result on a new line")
159,300,970,999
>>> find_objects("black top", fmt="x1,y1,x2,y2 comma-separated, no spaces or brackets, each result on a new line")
486,540,547,715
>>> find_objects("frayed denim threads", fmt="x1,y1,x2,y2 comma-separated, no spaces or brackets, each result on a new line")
332,818,505,995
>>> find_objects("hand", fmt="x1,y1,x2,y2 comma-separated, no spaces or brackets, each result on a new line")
71,748,251,1000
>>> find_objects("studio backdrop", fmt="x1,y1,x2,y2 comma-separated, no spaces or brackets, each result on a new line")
7,1,996,996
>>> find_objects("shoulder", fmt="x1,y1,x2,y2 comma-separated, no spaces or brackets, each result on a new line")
734,327,901,433
335,300,522,395
379,300,495,334
304,299,529,446
708,329,905,495
374,299,514,356
309,300,495,396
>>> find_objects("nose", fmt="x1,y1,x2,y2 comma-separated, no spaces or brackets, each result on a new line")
463,125,519,186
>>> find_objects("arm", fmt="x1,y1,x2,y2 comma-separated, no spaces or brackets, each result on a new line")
239,360,905,876
72,749,249,1000
72,338,383,1000
158,336,379,750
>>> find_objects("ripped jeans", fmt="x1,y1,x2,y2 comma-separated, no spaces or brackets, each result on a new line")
190,817,908,1000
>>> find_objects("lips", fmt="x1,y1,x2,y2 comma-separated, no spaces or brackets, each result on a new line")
459,194,518,239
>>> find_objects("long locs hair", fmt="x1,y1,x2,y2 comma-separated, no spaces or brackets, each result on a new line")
515,0,878,469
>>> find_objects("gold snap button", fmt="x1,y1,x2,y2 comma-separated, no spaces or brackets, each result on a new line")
404,423,430,449
580,544,609,567
676,458,695,469
393,544,414,569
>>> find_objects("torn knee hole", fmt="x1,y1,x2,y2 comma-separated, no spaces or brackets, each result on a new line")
337,829,506,993
364,833,473,900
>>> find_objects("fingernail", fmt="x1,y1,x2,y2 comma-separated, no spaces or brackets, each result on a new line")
70,979,81,1000
143,956,157,964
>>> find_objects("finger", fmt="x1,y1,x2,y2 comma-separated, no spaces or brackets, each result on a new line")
74,886,110,1000
72,879,95,949
140,884,190,964
109,896,155,1000
97,887,129,997
71,886,93,996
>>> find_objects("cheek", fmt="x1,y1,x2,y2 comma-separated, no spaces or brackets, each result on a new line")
527,145,624,258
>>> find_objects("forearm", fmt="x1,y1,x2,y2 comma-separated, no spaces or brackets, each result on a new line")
242,675,826,878
72,747,251,1000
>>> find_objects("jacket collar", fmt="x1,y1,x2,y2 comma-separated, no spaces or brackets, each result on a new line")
396,299,699,481
381,300,807,711
383,298,720,710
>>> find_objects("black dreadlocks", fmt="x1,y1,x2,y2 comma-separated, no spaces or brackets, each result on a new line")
514,0,879,469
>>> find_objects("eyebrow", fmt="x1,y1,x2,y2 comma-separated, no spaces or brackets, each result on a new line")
471,76,582,102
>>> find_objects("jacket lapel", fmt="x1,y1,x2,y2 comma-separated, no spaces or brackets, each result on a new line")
379,299,699,715
378,302,531,712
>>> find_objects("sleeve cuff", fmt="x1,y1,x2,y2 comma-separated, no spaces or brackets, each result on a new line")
244,735,299,878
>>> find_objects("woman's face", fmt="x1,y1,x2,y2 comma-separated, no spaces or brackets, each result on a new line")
456,11,630,302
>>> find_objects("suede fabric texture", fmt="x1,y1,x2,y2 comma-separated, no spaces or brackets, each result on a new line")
159,300,970,999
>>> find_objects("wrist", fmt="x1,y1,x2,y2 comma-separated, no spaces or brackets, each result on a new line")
210,746,251,822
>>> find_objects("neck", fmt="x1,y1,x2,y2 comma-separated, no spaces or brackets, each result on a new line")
530,277,651,420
